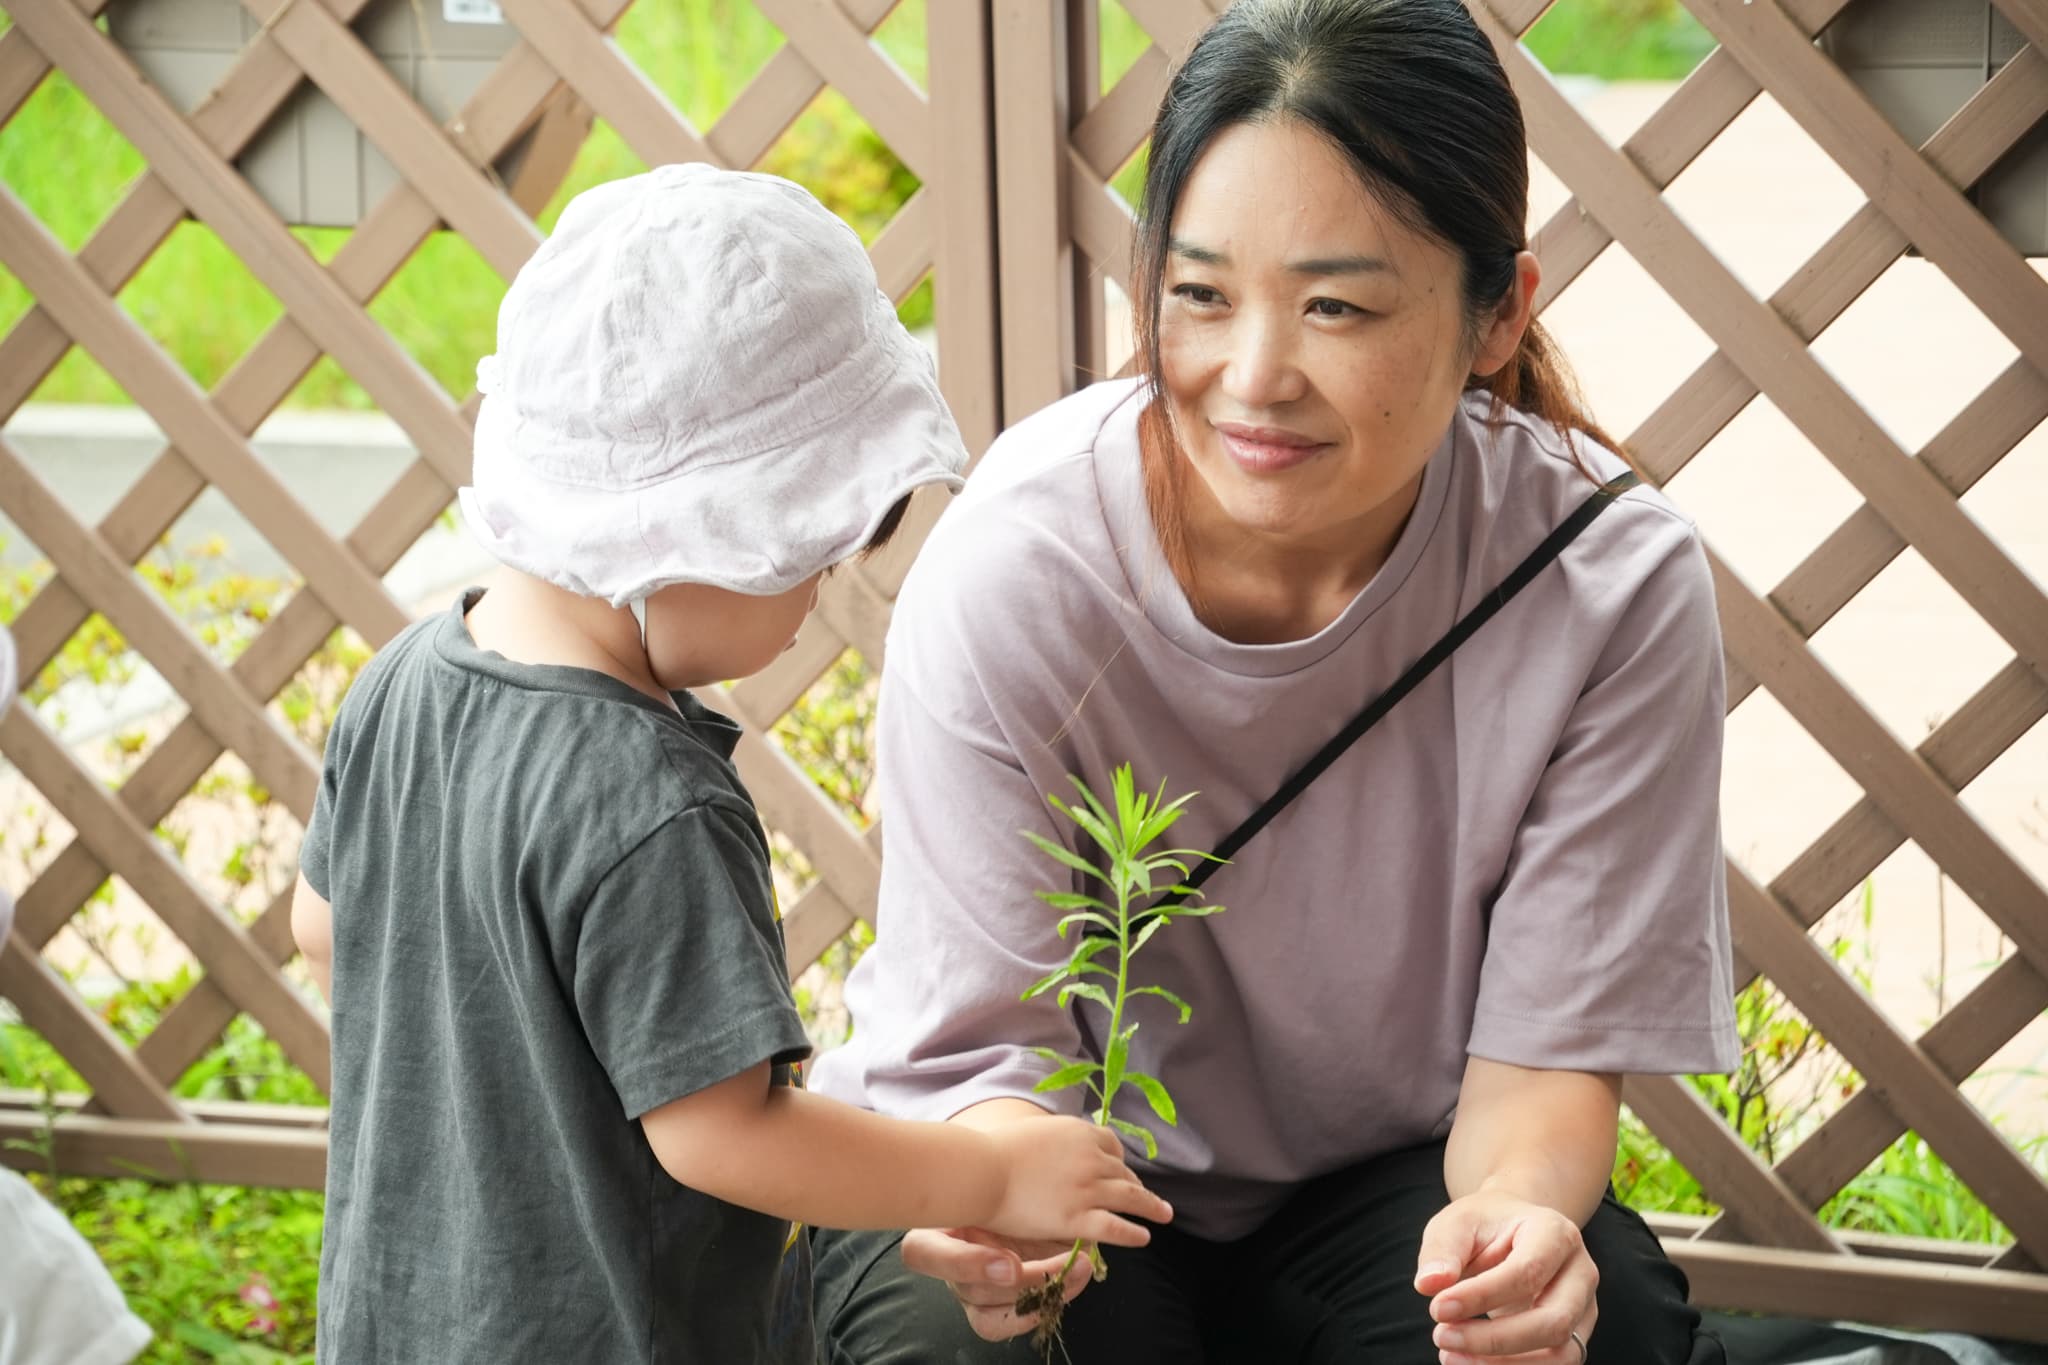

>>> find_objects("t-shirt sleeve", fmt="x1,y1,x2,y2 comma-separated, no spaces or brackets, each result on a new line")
298,754,339,902
297,688,351,902
573,804,812,1120
808,673,1089,1122
1468,526,1739,1075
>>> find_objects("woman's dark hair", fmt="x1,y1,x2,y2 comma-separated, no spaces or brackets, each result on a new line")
1133,0,1619,581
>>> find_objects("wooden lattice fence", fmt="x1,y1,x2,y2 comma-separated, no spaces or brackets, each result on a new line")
3,0,2047,1337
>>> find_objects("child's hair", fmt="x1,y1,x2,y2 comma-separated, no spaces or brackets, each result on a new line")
857,494,913,561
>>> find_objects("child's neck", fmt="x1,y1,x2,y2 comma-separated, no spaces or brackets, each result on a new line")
463,569,676,710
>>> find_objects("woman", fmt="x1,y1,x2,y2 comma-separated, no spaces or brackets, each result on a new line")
810,1,1735,1359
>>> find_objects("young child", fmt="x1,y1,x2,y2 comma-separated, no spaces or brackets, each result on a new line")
290,165,1169,1363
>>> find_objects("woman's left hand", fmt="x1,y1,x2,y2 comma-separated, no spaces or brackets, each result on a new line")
1413,1187,1598,1362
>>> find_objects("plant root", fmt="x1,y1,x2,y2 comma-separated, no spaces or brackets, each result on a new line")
1013,1272,1068,1363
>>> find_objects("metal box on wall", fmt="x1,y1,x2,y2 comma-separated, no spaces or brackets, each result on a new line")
109,0,532,228
1822,0,2047,255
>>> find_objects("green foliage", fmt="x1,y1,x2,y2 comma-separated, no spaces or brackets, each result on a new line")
0,0,960,408
1021,765,1220,1159
1523,0,1717,81
3,979,323,1364
1612,882,2042,1249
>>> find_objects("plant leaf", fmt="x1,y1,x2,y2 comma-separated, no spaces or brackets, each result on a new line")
1036,891,1112,911
1105,1029,1128,1098
1049,793,1118,858
1108,1115,1158,1160
1022,831,1110,885
1058,982,1115,1013
1131,915,1170,955
1132,984,1193,1024
1020,964,1071,1000
1034,1061,1102,1094
1160,900,1223,918
1028,1046,1071,1068
1125,1070,1177,1126
1055,910,1118,940
1066,775,1121,849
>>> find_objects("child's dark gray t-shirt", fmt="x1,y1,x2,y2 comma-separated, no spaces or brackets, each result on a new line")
301,589,812,1364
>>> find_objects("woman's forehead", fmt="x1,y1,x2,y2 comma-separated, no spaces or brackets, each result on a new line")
1170,119,1421,265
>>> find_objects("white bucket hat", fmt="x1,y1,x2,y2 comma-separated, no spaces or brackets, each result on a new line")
459,163,968,606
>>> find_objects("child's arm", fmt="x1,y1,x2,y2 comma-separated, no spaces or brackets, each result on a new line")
640,1063,1170,1245
289,873,333,1007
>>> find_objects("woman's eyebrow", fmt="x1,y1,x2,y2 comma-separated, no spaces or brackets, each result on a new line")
1287,254,1392,276
1167,239,1392,277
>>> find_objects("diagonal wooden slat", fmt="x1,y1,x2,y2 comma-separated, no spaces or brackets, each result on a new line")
714,700,883,918
0,440,320,819
0,703,331,1090
1769,656,2048,964
5,25,611,686
131,884,300,1096
1686,0,2048,381
12,446,467,956
1701,953,2048,1248
1707,547,2048,987
236,0,542,281
1528,0,1855,313
1472,0,2048,682
703,0,898,167
0,0,381,420
1116,0,1213,56
0,931,186,1122
1725,862,2048,1262
1992,0,2048,59
1073,45,1170,182
1726,356,2048,706
0,0,113,125
781,825,885,978
495,0,715,168
0,186,412,648
1068,147,1137,291
4,0,478,489
2,6,599,962
752,0,934,178
866,189,936,304
1625,47,2048,492
1622,1073,1847,1252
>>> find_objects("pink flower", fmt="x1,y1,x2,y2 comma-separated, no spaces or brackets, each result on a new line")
239,1276,280,1334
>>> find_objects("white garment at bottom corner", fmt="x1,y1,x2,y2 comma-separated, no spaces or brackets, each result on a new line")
0,1168,152,1365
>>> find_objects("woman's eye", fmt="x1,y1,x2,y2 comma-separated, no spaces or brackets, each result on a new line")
1308,297,1357,318
1172,284,1224,306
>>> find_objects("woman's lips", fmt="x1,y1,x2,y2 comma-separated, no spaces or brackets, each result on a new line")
1213,422,1330,474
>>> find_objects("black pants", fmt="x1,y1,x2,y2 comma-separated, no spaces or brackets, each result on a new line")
814,1140,1726,1365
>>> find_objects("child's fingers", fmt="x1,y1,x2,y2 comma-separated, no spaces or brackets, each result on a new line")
1096,1177,1173,1224
1077,1210,1155,1248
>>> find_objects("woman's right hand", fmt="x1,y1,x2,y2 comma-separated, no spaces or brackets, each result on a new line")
984,1116,1171,1246
899,1227,1102,1342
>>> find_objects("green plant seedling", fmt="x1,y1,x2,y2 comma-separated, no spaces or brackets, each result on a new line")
1008,764,1222,1358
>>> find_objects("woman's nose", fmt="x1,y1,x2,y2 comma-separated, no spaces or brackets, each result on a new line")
1220,312,1307,409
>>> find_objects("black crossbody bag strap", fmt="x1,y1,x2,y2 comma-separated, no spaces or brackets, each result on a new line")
1156,468,1642,911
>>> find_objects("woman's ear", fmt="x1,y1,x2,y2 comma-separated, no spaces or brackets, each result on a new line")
1471,250,1541,380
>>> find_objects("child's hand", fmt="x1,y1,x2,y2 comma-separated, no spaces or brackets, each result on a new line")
982,1118,1171,1246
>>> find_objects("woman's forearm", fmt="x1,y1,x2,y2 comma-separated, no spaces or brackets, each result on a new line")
1444,1057,1621,1225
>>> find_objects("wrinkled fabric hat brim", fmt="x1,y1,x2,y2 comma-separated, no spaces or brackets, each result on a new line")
460,314,965,605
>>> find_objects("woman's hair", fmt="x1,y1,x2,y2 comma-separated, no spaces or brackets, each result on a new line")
1132,0,1619,586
